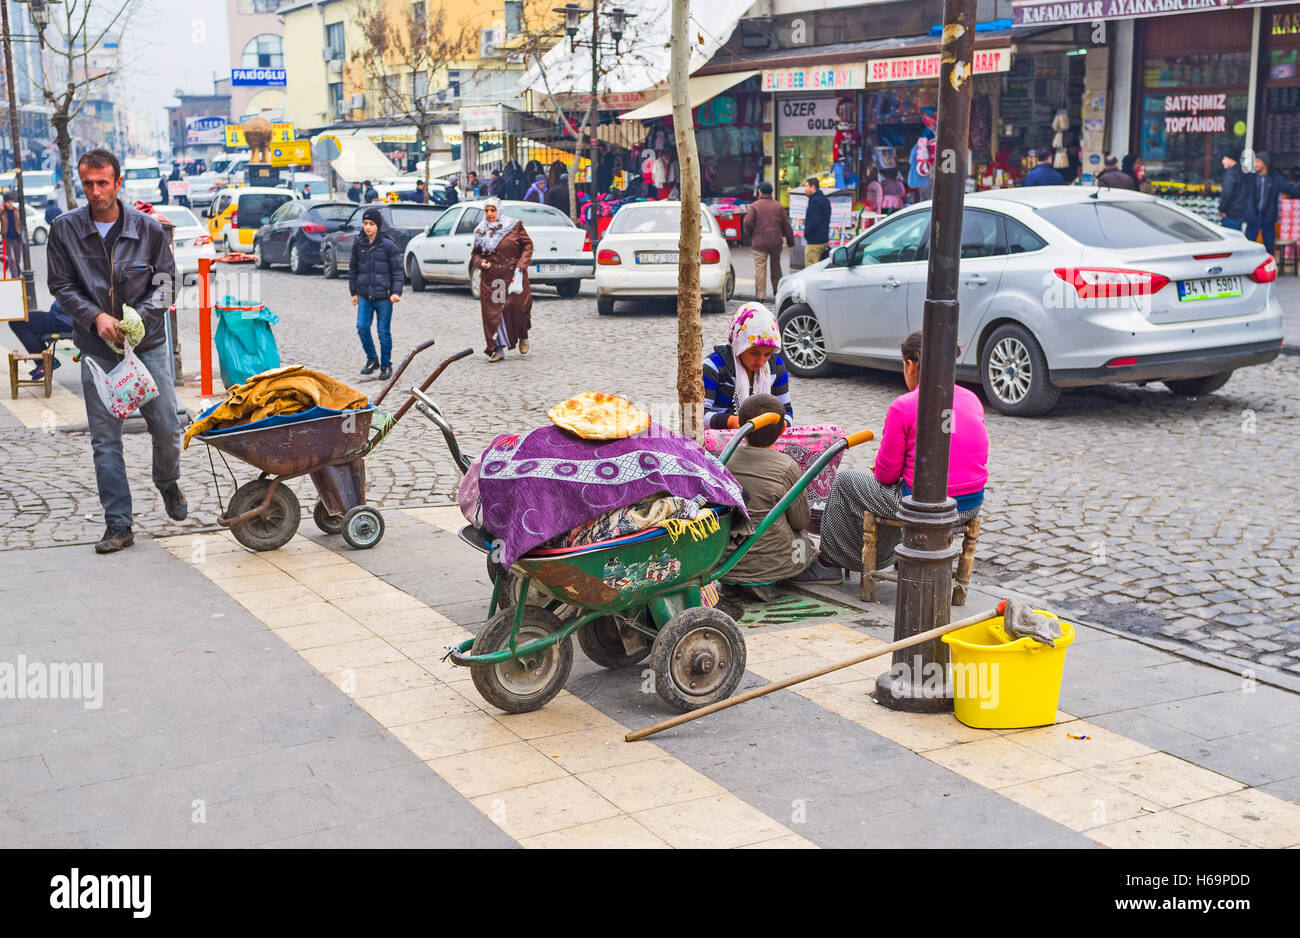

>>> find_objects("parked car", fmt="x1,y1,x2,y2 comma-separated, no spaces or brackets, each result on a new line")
25,205,48,244
122,159,164,204
403,199,593,297
773,187,1284,416
0,170,58,208
153,204,215,280
253,199,356,273
205,185,297,253
320,201,448,279
593,201,734,314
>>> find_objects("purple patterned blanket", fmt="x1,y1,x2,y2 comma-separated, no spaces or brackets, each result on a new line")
474,425,746,569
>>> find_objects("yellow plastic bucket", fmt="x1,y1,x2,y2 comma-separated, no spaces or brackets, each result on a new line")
941,610,1075,729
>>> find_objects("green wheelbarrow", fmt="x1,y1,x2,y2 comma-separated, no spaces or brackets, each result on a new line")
444,415,876,715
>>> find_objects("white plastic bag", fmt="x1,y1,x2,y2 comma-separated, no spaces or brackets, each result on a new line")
508,268,524,295
85,343,159,419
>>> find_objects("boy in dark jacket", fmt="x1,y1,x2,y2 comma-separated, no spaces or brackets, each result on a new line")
1218,152,1251,231
349,207,403,379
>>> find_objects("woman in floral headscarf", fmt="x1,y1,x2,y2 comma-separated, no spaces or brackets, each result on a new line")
471,197,534,362
702,302,793,430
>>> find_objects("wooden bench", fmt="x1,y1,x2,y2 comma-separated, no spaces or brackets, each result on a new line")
8,347,54,398
859,513,981,606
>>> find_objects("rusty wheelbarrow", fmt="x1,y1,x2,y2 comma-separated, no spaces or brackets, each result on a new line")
195,340,472,551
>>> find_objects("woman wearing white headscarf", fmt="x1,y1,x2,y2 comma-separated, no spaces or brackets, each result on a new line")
702,302,793,429
471,197,534,362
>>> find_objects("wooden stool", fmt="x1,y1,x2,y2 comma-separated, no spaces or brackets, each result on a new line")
1275,240,1299,276
8,348,54,399
859,512,981,606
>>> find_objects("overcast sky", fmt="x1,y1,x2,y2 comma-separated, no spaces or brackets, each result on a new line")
120,0,232,150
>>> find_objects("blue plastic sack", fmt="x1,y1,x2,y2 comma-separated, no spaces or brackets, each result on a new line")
214,296,281,387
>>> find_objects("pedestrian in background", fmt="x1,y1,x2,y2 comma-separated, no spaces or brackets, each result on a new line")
471,197,534,362
1245,151,1300,254
489,169,506,198
0,191,22,277
802,176,831,266
523,174,547,203
363,180,379,202
409,179,429,203
1120,155,1154,194
545,172,571,216
742,182,794,302
1022,148,1065,186
1218,152,1251,232
347,181,362,203
44,199,63,225
1095,155,1136,190
349,206,403,381
46,148,185,554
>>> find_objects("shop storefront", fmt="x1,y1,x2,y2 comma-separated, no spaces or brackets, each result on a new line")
1262,4,1300,176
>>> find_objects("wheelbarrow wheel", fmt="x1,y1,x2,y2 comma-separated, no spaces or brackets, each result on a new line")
470,607,573,713
577,612,650,669
649,606,747,713
341,506,385,549
227,480,301,552
313,501,343,535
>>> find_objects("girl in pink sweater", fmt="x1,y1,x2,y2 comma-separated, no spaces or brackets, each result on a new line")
816,331,989,576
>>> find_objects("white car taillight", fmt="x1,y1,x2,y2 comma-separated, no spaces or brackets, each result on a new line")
1053,267,1170,298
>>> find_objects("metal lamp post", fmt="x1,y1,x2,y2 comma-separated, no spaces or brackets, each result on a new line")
2,0,55,312
554,2,632,249
872,0,977,713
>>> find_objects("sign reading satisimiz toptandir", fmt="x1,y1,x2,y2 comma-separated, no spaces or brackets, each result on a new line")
232,68,286,87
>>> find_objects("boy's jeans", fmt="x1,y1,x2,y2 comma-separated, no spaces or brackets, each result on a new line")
80,344,182,529
357,297,393,367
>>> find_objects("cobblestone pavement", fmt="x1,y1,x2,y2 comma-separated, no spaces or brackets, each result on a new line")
3,246,1299,678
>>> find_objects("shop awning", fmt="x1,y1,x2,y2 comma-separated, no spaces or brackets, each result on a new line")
618,70,759,122
313,132,397,182
519,0,753,96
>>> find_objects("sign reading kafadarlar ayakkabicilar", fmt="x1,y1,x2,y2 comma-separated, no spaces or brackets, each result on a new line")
1011,0,1277,28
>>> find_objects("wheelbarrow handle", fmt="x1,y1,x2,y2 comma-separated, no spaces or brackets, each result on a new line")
716,411,786,465
371,338,439,407
386,348,474,426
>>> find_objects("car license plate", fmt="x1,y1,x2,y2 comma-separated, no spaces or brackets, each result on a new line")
636,251,678,264
535,263,570,274
1178,276,1242,301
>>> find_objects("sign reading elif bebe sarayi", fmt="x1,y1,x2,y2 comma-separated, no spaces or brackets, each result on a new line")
762,64,865,91
1163,93,1227,133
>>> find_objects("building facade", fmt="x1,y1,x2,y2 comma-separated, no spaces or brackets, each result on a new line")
227,0,289,122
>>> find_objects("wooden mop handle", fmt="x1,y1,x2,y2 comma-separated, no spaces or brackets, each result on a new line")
625,606,1000,742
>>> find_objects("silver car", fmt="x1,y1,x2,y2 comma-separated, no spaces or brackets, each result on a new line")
774,187,1284,416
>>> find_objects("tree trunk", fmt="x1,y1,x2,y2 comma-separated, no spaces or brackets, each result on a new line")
53,116,76,208
670,0,703,442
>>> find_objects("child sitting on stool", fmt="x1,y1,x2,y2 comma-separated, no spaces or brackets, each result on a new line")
721,393,843,602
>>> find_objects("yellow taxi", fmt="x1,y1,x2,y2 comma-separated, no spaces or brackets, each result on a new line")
205,185,297,252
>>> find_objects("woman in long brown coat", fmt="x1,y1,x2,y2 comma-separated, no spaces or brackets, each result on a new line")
471,198,534,362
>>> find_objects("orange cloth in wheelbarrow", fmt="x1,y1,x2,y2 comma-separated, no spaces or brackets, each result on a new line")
183,365,369,447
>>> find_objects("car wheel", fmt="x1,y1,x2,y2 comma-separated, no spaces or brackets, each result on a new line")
980,323,1061,417
704,294,727,314
253,241,270,269
33,227,47,245
470,265,481,299
725,265,735,298
289,241,309,274
1164,371,1233,398
778,303,833,378
408,256,426,292
555,278,581,298
322,246,339,279
597,298,615,315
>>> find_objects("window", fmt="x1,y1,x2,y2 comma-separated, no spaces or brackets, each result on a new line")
312,205,361,223
509,204,575,226
238,193,293,227
504,0,522,36
390,206,445,227
1037,201,1221,247
325,22,346,60
456,208,483,234
411,1,426,25
241,34,284,69
328,82,345,120
605,205,713,234
959,211,1004,259
269,202,299,224
411,70,428,104
852,210,930,265
431,210,458,236
237,0,280,12
1003,217,1048,254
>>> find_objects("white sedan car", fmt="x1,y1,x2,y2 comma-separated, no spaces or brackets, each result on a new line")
594,201,733,314
153,204,216,280
403,200,593,297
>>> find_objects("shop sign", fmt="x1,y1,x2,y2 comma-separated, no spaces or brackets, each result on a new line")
777,98,844,136
1163,93,1227,133
231,68,287,87
1010,0,1243,28
866,47,1011,83
762,64,865,92
459,105,503,133
224,122,294,148
1273,10,1300,35
186,116,226,146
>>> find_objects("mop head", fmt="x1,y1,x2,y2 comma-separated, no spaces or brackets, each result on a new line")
999,598,1064,648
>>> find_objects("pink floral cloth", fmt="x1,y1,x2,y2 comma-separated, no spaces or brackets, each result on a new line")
704,424,845,512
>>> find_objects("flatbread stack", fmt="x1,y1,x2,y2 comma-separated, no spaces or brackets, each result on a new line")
548,392,652,440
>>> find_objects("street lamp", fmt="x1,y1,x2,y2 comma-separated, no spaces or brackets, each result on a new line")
551,2,635,248
20,0,56,38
